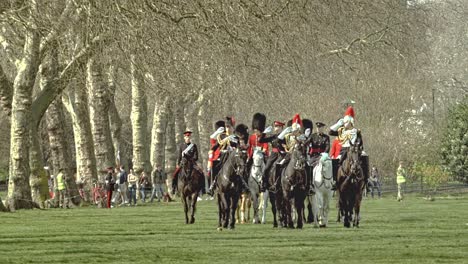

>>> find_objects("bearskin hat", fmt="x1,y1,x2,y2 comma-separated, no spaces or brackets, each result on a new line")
214,120,225,130
235,124,249,144
302,119,313,131
226,116,236,127
251,112,266,132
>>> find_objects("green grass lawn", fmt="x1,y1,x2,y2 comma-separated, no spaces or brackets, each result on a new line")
1,193,467,264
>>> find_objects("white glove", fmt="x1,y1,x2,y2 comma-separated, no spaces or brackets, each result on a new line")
263,126,273,134
210,127,225,139
278,126,292,140
330,119,344,131
305,128,311,138
228,135,238,143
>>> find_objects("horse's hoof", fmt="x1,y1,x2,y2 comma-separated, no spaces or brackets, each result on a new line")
190,218,195,224
344,222,351,228
297,225,303,229
217,227,223,231
319,224,326,228
273,223,278,228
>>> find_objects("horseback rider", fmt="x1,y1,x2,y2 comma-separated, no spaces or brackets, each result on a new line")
247,113,269,165
329,106,366,188
277,114,305,167
308,121,330,192
171,131,203,194
207,116,239,196
259,120,286,192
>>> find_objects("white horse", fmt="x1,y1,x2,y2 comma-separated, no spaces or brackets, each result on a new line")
312,154,334,227
249,149,268,224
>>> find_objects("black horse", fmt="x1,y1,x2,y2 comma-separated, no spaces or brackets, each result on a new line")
281,141,307,229
216,148,246,230
265,155,285,228
336,145,365,228
177,156,205,224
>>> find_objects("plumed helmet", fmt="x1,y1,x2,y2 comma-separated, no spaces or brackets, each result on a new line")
226,116,236,127
291,114,303,131
251,113,267,132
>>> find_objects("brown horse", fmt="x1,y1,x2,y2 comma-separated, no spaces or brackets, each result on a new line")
336,145,365,228
177,156,204,224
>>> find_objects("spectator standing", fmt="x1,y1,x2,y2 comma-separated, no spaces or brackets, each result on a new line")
118,166,129,205
139,171,149,203
369,166,381,198
105,167,115,208
396,161,407,201
56,169,69,208
150,165,167,203
128,169,138,206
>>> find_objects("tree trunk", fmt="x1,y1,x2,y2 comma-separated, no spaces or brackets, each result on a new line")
197,93,210,170
29,126,48,208
62,78,98,200
46,98,81,206
165,106,176,197
130,56,151,174
6,21,40,211
150,97,168,169
174,97,185,146
87,58,115,181
108,65,126,168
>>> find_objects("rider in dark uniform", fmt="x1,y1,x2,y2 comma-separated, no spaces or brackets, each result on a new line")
259,121,286,191
308,122,330,193
172,131,202,194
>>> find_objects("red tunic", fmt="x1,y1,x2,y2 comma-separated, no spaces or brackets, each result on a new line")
247,134,269,158
330,138,342,159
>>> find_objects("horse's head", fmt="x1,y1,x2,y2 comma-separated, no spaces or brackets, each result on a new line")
252,149,264,166
232,148,246,176
180,156,193,170
291,140,306,170
347,145,362,176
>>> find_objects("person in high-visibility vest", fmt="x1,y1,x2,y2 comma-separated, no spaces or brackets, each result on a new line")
396,161,407,201
56,169,68,208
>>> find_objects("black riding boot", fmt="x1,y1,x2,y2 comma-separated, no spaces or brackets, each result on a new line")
207,174,218,196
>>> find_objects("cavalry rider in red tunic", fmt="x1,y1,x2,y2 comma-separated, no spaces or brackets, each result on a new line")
171,131,204,194
247,113,269,166
207,116,239,196
259,120,286,191
207,120,225,189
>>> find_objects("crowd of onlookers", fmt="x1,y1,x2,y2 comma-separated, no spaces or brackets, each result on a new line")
47,165,175,208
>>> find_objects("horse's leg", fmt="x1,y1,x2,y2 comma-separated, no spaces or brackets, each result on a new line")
295,192,305,229
224,194,231,229
240,194,246,224
190,192,197,224
354,184,363,228
230,194,239,229
251,190,259,224
262,190,268,224
269,192,278,227
217,193,224,230
183,195,189,224
323,190,331,227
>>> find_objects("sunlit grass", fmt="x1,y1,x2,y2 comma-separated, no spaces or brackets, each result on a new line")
0,193,467,263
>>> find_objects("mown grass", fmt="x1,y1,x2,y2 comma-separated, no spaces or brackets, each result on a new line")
0,193,467,264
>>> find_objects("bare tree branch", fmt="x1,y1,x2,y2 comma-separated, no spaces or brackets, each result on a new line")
144,0,199,24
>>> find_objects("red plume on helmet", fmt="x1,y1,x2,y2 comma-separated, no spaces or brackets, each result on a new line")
344,106,355,118
291,114,302,131
292,114,302,126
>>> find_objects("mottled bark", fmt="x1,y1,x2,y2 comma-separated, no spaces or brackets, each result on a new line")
62,78,97,198
174,97,185,146
46,98,81,205
0,65,12,116
29,126,48,208
87,58,115,181
6,17,40,210
197,93,209,170
130,57,151,174
108,65,126,168
150,97,169,169
165,107,176,197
